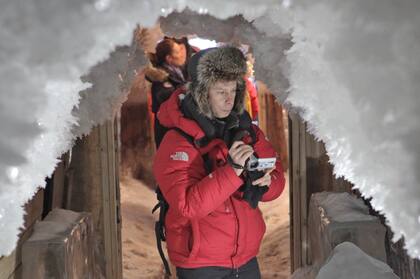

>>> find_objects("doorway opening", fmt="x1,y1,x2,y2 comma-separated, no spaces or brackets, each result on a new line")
119,18,291,278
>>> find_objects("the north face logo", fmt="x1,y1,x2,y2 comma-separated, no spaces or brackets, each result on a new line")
170,151,189,162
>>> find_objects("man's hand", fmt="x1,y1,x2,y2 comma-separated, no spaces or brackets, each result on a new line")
228,141,254,176
252,167,275,187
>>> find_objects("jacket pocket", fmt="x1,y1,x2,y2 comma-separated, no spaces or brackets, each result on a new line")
186,220,200,260
166,222,198,260
246,208,266,254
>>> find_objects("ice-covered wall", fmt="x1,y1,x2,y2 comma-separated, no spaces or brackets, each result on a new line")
0,0,419,260
0,0,163,256
282,0,420,258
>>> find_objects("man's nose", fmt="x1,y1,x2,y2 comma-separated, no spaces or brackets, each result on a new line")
226,94,234,102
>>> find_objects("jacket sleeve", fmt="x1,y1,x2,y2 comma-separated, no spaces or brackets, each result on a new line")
248,82,259,121
153,131,244,220
252,126,286,202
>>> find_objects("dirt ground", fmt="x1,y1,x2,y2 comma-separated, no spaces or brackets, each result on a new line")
121,172,290,279
120,175,163,279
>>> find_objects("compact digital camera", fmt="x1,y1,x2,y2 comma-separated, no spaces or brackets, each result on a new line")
246,155,276,171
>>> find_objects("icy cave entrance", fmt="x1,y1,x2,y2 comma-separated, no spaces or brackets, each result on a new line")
119,11,292,278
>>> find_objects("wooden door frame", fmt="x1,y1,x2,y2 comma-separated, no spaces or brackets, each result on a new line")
99,117,123,279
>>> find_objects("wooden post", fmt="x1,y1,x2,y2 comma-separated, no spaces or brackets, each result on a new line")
256,81,289,170
289,112,308,271
68,118,122,279
114,114,123,279
51,153,70,209
99,119,122,279
0,189,44,279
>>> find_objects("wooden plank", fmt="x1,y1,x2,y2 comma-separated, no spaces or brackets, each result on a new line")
289,113,297,270
289,112,311,271
299,118,308,267
305,132,324,159
51,153,69,209
67,122,122,278
100,120,122,279
256,81,268,134
305,131,353,195
114,115,123,279
0,246,19,279
67,125,107,277
289,112,302,271
384,226,420,278
0,189,44,279
8,265,21,279
332,176,353,193
107,119,122,279
265,93,289,171
100,121,113,279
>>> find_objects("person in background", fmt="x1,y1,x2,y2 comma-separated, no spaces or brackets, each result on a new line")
153,46,285,279
243,50,259,123
145,36,197,147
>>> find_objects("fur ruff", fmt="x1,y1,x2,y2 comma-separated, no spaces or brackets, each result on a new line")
188,47,247,119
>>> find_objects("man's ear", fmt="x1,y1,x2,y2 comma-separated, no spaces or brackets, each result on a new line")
165,54,172,64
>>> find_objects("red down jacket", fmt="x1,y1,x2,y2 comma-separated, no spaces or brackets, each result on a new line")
153,88,285,269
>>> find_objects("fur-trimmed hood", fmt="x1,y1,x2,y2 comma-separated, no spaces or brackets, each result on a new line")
157,87,254,151
144,62,170,83
187,46,247,119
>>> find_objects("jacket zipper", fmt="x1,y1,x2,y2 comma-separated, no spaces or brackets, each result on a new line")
230,197,240,271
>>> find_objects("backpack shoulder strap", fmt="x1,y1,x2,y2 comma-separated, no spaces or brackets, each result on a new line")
152,187,171,276
248,125,257,145
172,127,195,145
171,127,213,174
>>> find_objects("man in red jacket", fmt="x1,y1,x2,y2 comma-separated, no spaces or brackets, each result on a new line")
153,46,285,279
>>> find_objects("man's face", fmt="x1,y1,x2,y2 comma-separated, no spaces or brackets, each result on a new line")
208,80,237,118
166,43,187,67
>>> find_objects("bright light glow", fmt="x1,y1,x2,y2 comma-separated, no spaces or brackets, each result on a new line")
198,7,208,14
7,167,19,182
188,37,218,50
282,0,291,8
94,0,111,11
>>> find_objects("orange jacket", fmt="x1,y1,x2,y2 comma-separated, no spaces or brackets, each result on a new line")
244,78,259,120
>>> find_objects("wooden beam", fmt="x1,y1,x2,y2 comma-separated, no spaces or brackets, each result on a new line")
114,115,123,279
100,120,122,279
298,116,308,268
289,112,309,271
289,113,297,270
0,189,44,279
51,153,70,209
67,119,122,279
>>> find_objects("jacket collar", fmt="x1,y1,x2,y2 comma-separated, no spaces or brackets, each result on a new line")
157,87,206,143
157,87,254,153
144,63,185,85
